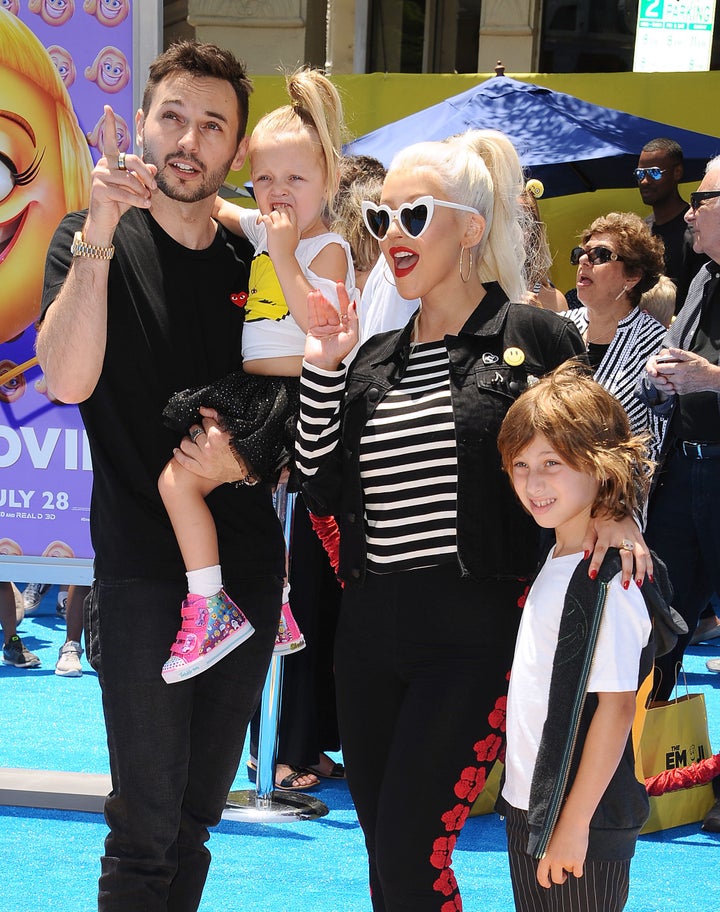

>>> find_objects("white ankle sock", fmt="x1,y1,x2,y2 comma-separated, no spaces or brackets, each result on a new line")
282,583,290,604
186,565,222,598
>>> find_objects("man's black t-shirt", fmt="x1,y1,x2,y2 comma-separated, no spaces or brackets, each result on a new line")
41,207,286,581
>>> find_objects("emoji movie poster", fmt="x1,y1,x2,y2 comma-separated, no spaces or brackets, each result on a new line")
0,2,134,581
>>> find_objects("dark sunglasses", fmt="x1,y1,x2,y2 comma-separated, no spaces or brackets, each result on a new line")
570,245,624,266
633,167,666,182
361,195,480,241
690,190,720,211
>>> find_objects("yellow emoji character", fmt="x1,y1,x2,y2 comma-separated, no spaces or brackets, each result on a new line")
0,10,92,343
0,537,23,556
28,0,76,27
0,359,26,402
47,45,76,88
83,0,130,27
86,109,131,153
84,46,130,94
42,540,76,559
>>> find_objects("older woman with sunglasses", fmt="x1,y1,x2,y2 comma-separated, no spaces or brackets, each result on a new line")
295,132,653,912
563,211,667,459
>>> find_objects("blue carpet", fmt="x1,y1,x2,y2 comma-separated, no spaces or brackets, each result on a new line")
2,586,719,911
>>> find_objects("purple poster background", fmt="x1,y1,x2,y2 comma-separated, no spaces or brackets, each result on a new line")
1,336,92,571
1,0,134,582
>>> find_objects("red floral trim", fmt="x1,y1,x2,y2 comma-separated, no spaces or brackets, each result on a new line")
309,512,342,581
441,803,470,833
431,686,512,905
453,765,487,803
430,834,457,870
473,732,502,764
488,695,507,732
433,867,458,897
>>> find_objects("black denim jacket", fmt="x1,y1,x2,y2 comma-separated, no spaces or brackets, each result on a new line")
299,283,585,585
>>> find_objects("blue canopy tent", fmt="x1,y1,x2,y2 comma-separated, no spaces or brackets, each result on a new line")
344,75,720,198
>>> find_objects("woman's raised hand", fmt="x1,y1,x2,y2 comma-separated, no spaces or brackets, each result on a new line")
304,282,358,371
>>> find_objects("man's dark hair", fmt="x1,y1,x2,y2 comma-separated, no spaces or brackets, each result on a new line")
641,137,684,166
142,40,252,140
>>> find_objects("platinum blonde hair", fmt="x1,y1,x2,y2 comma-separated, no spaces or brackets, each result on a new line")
0,8,92,210
388,129,527,302
251,68,345,212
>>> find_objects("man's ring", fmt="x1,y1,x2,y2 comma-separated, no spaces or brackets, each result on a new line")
189,426,203,442
117,152,127,171
620,539,635,552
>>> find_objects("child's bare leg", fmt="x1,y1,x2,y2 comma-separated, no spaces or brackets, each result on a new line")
159,458,255,683
159,457,221,573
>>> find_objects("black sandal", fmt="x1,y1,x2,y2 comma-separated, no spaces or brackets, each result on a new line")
307,752,345,779
247,760,319,791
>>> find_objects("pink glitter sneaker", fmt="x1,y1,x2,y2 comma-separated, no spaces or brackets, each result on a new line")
162,589,254,684
274,600,306,655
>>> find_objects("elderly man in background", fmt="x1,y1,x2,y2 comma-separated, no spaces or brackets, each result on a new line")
638,155,720,834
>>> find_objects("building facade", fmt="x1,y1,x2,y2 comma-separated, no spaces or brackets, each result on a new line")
163,1,720,76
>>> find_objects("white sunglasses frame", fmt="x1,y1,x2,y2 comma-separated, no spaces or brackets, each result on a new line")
361,195,480,241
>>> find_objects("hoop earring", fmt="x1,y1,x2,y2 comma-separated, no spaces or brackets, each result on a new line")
411,303,423,347
460,246,473,283
381,260,397,287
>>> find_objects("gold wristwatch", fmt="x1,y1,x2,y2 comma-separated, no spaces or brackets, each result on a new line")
70,230,115,260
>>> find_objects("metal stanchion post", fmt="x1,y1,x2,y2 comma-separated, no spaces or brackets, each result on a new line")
225,482,328,822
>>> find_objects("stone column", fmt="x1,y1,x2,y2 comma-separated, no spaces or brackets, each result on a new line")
163,0,194,46
186,0,309,74
477,0,540,73
325,0,357,74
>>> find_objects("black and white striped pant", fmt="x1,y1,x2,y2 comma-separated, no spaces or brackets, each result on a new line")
505,804,631,912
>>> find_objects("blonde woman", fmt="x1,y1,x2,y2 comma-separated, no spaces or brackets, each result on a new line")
296,130,650,911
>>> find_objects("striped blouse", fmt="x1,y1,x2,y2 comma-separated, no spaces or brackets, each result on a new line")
297,342,458,574
562,306,666,460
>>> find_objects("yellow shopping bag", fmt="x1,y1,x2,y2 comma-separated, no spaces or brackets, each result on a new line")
469,759,504,817
636,691,715,834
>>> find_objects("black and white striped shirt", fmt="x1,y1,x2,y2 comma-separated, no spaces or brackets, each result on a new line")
562,306,666,460
297,342,458,573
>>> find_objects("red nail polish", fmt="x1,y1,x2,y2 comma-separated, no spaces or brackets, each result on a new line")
622,580,630,590
636,578,643,588
589,569,598,580
583,550,590,560
649,574,654,584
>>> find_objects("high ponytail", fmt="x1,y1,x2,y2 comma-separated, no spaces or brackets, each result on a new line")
388,129,527,302
251,68,345,211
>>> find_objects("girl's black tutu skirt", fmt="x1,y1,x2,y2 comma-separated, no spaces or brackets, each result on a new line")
162,371,300,482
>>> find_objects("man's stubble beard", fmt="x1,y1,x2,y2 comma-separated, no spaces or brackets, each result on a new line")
143,139,237,204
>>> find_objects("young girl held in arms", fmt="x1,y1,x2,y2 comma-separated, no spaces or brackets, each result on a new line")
497,361,655,912
159,68,355,683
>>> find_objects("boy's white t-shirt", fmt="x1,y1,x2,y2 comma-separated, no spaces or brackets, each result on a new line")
237,209,356,361
502,547,651,812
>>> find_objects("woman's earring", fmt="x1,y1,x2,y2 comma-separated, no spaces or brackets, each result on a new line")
460,246,473,283
614,284,628,301
381,259,397,287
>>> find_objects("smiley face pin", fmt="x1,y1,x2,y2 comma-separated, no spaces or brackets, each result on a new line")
503,347,525,367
